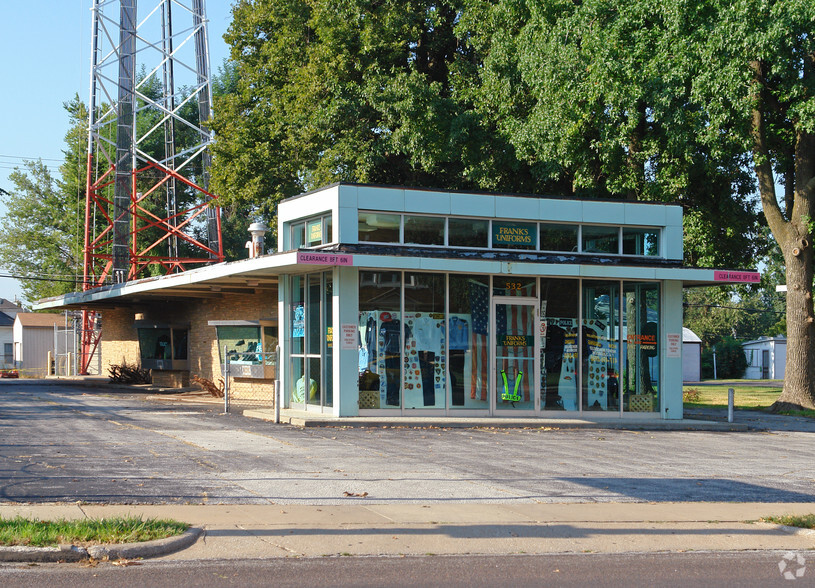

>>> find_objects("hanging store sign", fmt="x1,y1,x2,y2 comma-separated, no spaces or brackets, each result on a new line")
492,221,535,247
296,251,353,266
307,220,322,244
714,271,760,283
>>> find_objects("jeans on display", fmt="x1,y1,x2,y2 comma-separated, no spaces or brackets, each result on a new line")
419,351,435,406
384,354,401,406
449,350,465,406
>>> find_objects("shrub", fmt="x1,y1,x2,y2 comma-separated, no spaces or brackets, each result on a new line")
701,337,747,379
108,361,151,384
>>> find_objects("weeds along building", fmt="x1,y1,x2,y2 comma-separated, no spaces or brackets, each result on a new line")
36,184,759,419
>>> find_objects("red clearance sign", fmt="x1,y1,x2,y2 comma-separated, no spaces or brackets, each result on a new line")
714,271,760,283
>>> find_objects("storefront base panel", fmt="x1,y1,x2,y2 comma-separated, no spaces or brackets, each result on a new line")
230,379,276,404
152,370,189,388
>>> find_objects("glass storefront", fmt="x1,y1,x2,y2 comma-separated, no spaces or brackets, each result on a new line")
290,271,333,408
358,271,402,408
582,281,620,412
354,272,660,414
540,279,579,410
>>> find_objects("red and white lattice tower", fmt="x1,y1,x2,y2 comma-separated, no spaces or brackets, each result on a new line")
80,0,223,373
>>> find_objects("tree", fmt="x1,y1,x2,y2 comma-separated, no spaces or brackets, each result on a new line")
0,97,87,301
468,0,765,268
690,0,815,409
209,0,542,231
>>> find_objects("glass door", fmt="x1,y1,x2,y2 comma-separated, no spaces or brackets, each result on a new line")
493,298,538,413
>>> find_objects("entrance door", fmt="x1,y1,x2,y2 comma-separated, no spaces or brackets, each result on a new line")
493,298,538,413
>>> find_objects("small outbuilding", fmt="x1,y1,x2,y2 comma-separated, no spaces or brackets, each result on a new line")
742,336,786,380
682,327,702,382
13,313,64,377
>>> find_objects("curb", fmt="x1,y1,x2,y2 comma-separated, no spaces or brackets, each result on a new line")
0,527,202,563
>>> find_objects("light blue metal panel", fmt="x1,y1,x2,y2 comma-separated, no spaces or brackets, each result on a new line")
624,202,666,226
663,226,684,260
581,266,657,280
662,280,684,420
540,198,582,222
335,266,360,416
357,186,406,212
336,184,358,210
451,192,495,217
581,200,625,224
405,189,451,215
336,203,359,244
665,205,683,227
495,196,539,220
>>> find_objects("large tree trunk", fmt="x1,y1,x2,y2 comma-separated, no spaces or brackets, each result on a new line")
775,241,815,410
750,60,815,411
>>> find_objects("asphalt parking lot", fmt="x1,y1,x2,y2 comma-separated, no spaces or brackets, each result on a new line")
0,383,813,505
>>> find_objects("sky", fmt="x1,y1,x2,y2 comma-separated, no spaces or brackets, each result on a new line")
0,1,235,305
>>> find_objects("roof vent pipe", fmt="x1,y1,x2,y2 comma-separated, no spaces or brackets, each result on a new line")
246,222,269,259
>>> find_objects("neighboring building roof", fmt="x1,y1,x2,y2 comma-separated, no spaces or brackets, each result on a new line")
682,327,701,344
15,313,64,328
0,311,14,328
741,336,787,347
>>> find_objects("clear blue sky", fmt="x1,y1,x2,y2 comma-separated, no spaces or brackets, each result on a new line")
0,1,234,304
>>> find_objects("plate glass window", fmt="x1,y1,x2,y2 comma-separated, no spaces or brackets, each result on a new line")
358,213,400,243
449,218,488,248
582,226,620,254
404,215,444,246
540,223,578,252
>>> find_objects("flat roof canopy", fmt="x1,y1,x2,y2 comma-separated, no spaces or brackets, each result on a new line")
34,246,759,311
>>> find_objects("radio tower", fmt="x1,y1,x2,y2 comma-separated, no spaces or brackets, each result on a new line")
80,0,224,374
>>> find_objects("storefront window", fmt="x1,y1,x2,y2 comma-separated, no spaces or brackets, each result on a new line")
291,222,305,249
404,215,444,246
358,212,400,243
582,281,620,412
540,279,578,410
449,218,488,248
540,223,578,252
290,272,331,407
623,283,660,412
623,228,659,256
582,226,619,254
323,274,333,407
403,273,445,409
139,328,172,361
358,271,402,408
216,325,261,364
448,275,490,409
137,326,188,370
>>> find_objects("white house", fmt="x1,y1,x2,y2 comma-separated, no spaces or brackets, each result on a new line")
13,313,64,377
742,336,786,380
682,327,702,382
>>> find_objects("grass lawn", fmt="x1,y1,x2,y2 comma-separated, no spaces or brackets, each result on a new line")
683,384,815,418
0,516,189,548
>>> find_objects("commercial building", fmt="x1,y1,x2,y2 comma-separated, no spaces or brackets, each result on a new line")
36,184,759,419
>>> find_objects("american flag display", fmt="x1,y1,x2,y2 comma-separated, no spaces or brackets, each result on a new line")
468,280,490,401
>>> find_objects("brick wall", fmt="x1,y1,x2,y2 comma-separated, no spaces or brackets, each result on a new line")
99,291,278,401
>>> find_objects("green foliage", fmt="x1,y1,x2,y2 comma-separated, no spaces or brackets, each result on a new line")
701,336,748,379
209,0,544,231
0,97,87,301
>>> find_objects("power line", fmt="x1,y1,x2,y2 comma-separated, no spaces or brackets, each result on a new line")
0,154,65,163
683,303,785,315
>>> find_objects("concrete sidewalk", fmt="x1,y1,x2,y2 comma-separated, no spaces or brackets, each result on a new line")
1,503,813,559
